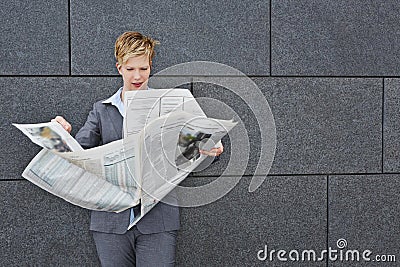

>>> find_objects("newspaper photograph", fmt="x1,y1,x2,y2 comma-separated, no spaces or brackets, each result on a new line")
13,122,83,152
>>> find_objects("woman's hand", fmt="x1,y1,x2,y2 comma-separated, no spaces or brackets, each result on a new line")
51,116,72,133
199,144,224,157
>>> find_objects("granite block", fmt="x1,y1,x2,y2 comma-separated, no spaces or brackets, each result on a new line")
272,1,400,76
0,1,69,75
192,79,263,177
383,79,400,172
193,77,382,176
328,175,400,266
70,0,269,75
176,175,327,266
0,180,99,266
0,77,121,180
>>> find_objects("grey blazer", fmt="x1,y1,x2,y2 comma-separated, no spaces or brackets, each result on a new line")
75,100,180,234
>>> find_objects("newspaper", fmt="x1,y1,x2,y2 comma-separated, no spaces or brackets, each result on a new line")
128,111,235,227
13,122,83,152
123,88,207,136
22,149,138,212
14,89,236,228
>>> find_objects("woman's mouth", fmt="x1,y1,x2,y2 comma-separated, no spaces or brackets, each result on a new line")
132,82,143,88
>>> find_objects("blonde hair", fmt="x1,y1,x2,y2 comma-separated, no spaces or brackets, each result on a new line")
114,31,159,65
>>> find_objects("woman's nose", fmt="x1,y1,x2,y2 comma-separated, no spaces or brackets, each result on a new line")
133,70,141,79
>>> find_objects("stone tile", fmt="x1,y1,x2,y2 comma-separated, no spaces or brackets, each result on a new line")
176,175,327,266
0,1,69,75
71,0,269,75
0,180,99,266
0,77,121,180
328,175,400,266
191,78,264,177
272,1,400,76
193,77,382,176
384,79,400,172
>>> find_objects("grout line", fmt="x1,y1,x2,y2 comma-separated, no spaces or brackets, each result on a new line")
326,174,330,267
2,75,400,79
0,75,121,78
3,172,395,182
68,0,72,76
381,78,385,173
188,171,397,178
382,78,385,174
269,0,272,76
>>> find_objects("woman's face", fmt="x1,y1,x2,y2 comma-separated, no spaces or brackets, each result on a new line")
117,55,151,91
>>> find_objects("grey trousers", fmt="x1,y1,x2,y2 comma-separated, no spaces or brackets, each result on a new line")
92,226,177,267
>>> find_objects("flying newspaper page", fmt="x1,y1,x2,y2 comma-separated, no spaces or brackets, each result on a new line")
15,88,236,228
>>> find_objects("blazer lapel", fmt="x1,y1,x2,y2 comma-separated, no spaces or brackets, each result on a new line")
104,104,123,139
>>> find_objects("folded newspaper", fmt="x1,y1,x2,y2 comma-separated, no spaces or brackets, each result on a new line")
14,89,236,229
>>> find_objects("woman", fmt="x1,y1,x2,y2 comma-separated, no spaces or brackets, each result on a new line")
54,31,223,266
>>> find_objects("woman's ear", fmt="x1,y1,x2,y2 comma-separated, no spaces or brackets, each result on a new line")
116,62,122,75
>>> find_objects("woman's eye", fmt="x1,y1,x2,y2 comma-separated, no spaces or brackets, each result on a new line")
141,68,148,71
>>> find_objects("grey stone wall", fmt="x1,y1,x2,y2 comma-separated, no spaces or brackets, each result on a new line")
1,1,399,266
